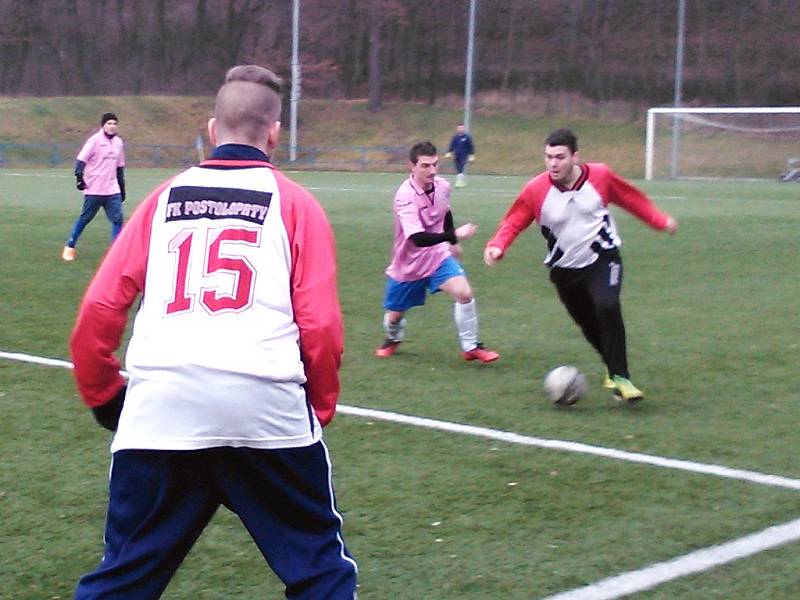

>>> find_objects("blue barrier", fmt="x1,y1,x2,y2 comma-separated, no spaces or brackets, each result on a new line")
0,142,409,171
278,145,407,171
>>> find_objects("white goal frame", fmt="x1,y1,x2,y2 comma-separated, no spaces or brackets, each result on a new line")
645,106,800,180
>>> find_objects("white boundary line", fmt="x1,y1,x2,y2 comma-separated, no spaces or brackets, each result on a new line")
4,350,800,492
540,517,800,600
4,349,800,599
0,351,75,369
338,405,800,491
2,172,69,178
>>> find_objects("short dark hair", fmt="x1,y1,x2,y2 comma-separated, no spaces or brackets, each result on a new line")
545,128,578,153
225,64,282,95
101,112,118,125
409,141,437,164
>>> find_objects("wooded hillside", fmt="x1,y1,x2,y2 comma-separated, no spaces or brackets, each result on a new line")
1,0,798,106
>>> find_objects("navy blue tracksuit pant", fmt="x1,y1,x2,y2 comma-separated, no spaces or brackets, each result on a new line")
453,155,468,175
74,442,357,599
66,193,124,247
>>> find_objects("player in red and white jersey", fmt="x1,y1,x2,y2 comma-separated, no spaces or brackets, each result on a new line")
70,65,357,599
484,128,677,402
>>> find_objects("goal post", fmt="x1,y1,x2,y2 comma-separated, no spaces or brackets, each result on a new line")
645,107,800,180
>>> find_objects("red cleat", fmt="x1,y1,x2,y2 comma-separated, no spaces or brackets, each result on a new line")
375,340,400,357
461,343,499,363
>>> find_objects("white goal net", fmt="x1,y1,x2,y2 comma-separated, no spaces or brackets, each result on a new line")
645,107,800,181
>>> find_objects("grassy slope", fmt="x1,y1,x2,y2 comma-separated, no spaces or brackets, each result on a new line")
0,96,215,146
0,95,648,176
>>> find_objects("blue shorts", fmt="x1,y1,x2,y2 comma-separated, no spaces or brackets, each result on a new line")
383,256,466,311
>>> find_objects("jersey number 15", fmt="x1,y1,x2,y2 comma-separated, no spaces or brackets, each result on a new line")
165,226,261,315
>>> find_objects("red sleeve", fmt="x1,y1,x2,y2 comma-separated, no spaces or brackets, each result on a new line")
486,174,549,254
69,180,170,408
592,164,670,230
276,172,343,427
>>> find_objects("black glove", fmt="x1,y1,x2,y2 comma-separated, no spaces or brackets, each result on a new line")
91,385,126,431
76,176,87,191
116,167,125,202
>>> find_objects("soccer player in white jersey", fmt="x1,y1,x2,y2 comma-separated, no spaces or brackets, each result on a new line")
376,141,499,363
69,65,357,599
484,129,678,402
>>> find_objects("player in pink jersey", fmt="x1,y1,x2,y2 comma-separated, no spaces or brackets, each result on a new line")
61,112,126,261
376,141,499,363
70,65,357,599
484,129,677,402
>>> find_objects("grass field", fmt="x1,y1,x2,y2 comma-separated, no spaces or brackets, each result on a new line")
1,167,799,599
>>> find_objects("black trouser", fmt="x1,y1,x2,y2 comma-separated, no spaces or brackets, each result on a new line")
549,251,629,378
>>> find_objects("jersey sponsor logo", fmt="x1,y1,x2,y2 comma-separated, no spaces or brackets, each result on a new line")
166,186,272,225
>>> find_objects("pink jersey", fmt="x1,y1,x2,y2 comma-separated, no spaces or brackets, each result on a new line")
70,157,343,451
487,163,671,269
385,175,452,281
76,129,125,196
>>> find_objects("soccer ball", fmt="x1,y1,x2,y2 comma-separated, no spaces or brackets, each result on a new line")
543,365,588,406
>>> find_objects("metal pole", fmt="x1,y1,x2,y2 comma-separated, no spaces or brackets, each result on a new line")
463,0,477,133
645,109,655,181
669,0,686,178
289,0,301,162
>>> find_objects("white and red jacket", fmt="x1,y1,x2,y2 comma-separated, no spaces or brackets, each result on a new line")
70,146,343,452
487,163,671,269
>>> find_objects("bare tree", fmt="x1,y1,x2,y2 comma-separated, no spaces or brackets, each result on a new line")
367,0,383,111
0,0,798,105
500,0,520,91
0,2,37,93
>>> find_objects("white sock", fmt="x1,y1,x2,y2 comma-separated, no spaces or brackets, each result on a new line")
383,313,406,342
453,299,478,351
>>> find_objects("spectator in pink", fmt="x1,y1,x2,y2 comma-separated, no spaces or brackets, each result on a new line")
62,112,126,261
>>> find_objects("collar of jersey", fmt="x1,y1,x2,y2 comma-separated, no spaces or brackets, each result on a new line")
203,143,271,166
552,163,589,192
408,175,435,197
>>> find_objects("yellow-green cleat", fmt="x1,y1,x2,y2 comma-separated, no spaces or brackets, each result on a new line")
602,370,615,389
612,375,643,403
